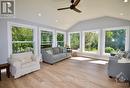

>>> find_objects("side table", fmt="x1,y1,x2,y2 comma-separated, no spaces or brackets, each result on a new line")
0,63,10,80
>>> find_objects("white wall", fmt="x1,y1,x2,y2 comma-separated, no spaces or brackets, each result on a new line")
0,18,65,64
0,20,8,64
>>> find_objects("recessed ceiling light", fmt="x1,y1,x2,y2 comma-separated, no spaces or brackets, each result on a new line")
123,0,128,2
120,13,124,16
56,20,58,22
38,13,42,17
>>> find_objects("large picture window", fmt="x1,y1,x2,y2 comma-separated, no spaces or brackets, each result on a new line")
12,26,33,53
105,29,126,53
69,32,80,50
84,31,99,53
57,33,64,47
41,31,53,48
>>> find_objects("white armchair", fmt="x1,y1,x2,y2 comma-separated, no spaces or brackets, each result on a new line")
9,52,40,78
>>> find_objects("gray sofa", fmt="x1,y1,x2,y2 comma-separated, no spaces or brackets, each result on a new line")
107,56,130,81
41,47,71,64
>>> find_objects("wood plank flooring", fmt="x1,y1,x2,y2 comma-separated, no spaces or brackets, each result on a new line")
0,57,129,88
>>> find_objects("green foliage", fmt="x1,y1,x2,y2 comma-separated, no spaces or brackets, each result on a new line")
70,33,80,50
12,26,33,41
41,31,53,48
105,47,115,53
41,31,52,42
12,43,33,53
57,33,64,47
57,33,64,41
85,32,98,51
57,42,64,47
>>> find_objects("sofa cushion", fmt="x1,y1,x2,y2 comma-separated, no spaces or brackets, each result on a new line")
53,47,60,54
53,53,66,60
21,61,36,68
59,47,63,53
20,57,32,64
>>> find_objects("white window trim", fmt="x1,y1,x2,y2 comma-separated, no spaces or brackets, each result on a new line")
68,32,81,51
7,22,38,57
102,26,130,56
82,30,100,55
56,31,66,47
38,27,55,55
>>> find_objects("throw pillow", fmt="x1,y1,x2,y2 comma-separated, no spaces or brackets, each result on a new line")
115,51,124,59
122,51,128,58
46,50,53,55
59,47,63,53
63,48,67,53
53,47,60,54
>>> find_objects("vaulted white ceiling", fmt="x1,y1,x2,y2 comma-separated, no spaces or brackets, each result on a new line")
15,0,130,30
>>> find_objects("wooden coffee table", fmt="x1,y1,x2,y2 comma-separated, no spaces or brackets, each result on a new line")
0,63,10,80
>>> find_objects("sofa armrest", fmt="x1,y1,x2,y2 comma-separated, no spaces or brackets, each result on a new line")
109,56,119,62
32,55,40,62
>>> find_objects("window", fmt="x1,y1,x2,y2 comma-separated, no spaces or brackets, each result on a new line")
69,32,80,50
105,29,126,53
57,33,64,47
84,31,99,53
12,26,33,53
41,31,53,48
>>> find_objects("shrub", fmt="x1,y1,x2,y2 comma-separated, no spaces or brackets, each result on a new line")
105,47,115,53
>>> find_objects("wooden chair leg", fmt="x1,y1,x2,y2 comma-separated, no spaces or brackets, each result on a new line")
7,67,10,78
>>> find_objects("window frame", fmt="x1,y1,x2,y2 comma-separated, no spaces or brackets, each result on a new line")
7,22,38,56
68,32,81,51
38,27,55,55
82,30,100,54
102,26,130,55
56,31,66,47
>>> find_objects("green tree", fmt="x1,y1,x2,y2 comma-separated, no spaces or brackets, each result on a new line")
70,33,80,49
85,32,98,51
12,26,33,53
105,29,126,53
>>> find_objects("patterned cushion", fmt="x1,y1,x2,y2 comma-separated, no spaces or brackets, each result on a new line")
53,47,60,54
63,48,67,53
59,47,64,53
46,49,53,55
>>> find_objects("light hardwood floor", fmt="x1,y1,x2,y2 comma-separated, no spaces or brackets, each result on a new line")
0,57,129,88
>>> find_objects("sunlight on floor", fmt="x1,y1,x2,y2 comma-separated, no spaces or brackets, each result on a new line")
70,57,92,61
89,60,108,65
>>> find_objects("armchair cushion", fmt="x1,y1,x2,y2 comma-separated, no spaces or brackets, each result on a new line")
53,47,60,54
